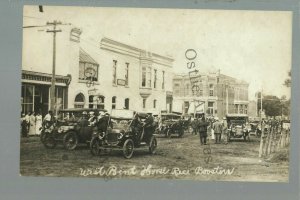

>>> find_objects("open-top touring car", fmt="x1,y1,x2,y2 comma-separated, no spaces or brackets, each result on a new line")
156,113,184,138
40,108,107,150
89,109,157,159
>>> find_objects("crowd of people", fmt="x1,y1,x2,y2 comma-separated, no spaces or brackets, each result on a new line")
20,111,43,137
190,115,229,145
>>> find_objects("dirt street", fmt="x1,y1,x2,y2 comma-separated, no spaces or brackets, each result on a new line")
20,132,288,182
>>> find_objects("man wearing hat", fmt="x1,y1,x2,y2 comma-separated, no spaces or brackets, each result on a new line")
222,117,229,144
88,111,97,126
97,111,110,133
212,117,223,144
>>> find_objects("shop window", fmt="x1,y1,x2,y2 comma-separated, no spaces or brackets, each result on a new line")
21,84,34,114
112,96,116,109
89,95,105,109
74,93,85,108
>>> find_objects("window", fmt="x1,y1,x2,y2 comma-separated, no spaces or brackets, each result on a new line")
89,95,105,109
162,71,165,89
96,96,105,109
234,105,238,114
124,98,129,109
153,99,157,109
125,63,129,86
207,102,214,115
21,84,34,113
154,69,157,88
112,60,117,85
184,101,189,114
142,67,146,87
244,105,248,114
147,67,151,88
143,98,146,109
209,90,214,96
74,93,85,108
79,62,98,81
112,96,116,109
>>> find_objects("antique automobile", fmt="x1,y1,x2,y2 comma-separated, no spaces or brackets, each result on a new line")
89,109,157,159
226,114,250,142
249,120,261,137
40,108,107,150
157,113,184,138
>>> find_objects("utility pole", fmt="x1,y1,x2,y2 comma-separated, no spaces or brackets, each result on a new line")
47,20,62,113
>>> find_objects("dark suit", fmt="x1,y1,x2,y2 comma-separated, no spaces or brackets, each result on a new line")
97,116,110,132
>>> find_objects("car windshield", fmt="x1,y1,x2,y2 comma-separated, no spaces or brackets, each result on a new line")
110,118,131,130
56,111,82,122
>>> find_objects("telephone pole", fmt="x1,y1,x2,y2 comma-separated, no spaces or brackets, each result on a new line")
47,20,62,113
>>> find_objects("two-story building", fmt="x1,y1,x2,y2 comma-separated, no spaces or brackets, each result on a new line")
21,24,174,116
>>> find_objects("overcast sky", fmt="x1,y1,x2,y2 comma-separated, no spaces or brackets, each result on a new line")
23,6,292,100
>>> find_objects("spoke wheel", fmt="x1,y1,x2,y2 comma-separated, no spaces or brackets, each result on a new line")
90,137,101,156
63,132,78,150
123,139,134,159
149,136,157,154
41,132,56,149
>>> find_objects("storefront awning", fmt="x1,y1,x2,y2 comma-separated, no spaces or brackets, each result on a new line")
22,70,71,86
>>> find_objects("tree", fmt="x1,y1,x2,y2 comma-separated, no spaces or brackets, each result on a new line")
262,95,282,117
283,71,291,87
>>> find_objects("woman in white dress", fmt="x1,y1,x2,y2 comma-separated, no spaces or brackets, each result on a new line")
28,112,36,136
35,112,43,135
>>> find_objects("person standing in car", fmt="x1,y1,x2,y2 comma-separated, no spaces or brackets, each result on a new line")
143,113,154,143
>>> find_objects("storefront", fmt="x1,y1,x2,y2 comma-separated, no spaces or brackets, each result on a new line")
21,70,71,116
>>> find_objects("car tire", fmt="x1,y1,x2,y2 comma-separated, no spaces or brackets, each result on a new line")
41,132,57,149
149,136,157,154
63,131,78,150
90,137,101,156
123,138,134,159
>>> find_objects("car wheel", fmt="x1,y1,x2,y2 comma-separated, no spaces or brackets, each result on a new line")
149,136,157,154
63,131,78,150
90,137,101,156
123,139,134,159
41,132,56,149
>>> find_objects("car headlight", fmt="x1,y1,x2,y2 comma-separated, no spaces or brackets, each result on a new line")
118,132,124,140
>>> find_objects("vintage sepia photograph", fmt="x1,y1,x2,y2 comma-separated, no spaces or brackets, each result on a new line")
20,5,291,182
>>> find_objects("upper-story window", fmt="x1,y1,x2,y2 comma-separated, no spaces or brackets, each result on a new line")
209,84,214,96
142,67,146,87
79,62,99,81
147,67,152,88
154,69,157,89
162,71,165,89
112,96,116,109
112,60,117,85
125,63,129,86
